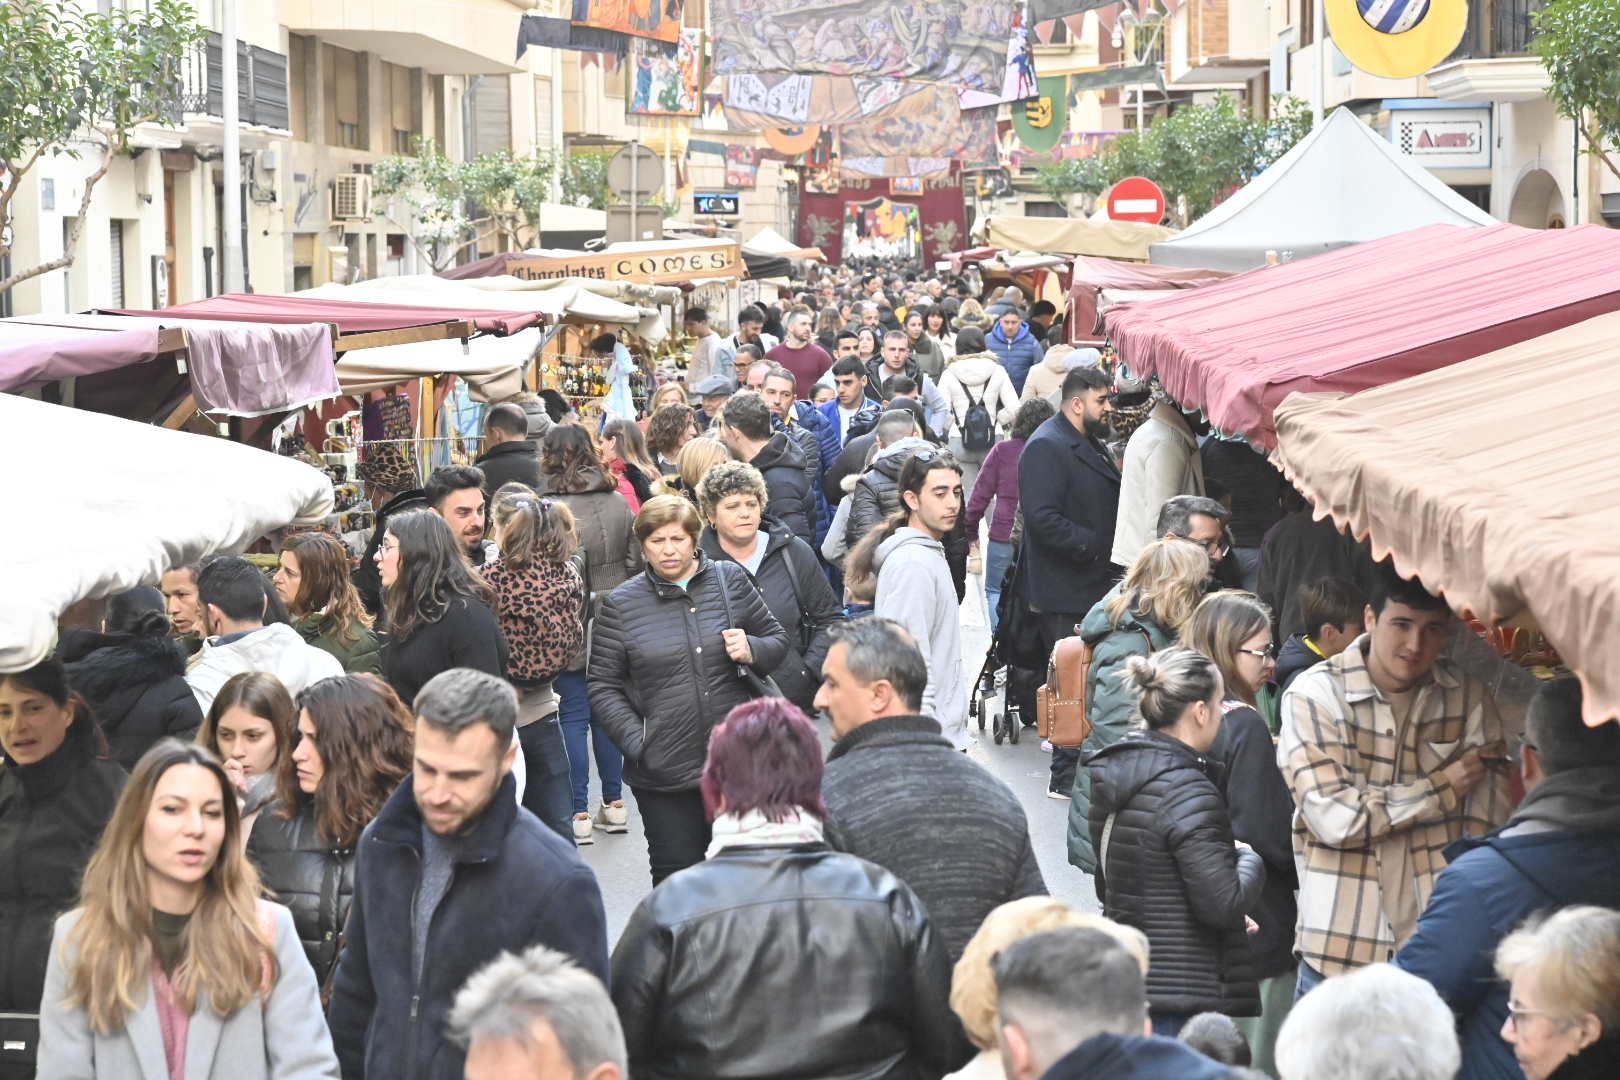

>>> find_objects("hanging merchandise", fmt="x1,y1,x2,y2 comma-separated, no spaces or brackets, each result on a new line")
1325,0,1468,78
1012,75,1068,152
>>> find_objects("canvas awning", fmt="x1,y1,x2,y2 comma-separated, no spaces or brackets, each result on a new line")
1272,311,1620,728
983,215,1174,260
298,278,644,325
111,292,541,337
333,327,542,400
0,317,179,392
1151,107,1496,271
1103,222,1620,449
0,393,333,672
1067,256,1232,342
743,226,825,262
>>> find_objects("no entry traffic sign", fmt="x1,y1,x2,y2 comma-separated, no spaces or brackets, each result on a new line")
1107,176,1166,224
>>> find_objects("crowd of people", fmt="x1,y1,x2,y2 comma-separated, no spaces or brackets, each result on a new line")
3,263,1619,1080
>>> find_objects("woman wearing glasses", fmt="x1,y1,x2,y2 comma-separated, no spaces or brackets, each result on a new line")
1182,590,1296,1075
1496,905,1620,1080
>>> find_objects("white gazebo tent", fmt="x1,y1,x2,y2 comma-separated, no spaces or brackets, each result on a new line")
1151,106,1496,271
0,393,334,672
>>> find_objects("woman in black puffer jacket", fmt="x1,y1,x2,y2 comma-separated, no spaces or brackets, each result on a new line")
247,674,413,990
59,587,201,770
589,495,788,885
1087,645,1266,1034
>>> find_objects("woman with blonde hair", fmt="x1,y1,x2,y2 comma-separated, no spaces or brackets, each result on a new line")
1182,590,1296,1073
1496,906,1620,1080
642,381,688,430
601,417,662,510
667,436,731,509
946,897,1149,1079
1065,537,1210,872
36,739,338,1078
272,533,380,675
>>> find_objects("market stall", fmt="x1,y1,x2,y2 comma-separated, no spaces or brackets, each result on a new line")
1272,310,1620,728
981,214,1173,261
1103,222,1620,449
0,392,333,672
1066,256,1232,344
1151,107,1496,271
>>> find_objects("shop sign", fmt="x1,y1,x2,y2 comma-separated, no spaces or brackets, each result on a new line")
501,241,741,285
1391,109,1491,170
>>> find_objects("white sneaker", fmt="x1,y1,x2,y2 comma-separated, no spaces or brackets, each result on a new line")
573,814,595,845
595,802,629,834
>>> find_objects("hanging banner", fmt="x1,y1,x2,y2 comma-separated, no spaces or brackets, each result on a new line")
709,0,1016,93
840,85,998,169
959,15,1040,108
627,29,705,116
725,145,760,188
798,171,967,265
572,0,686,45
1012,75,1068,152
1325,0,1467,78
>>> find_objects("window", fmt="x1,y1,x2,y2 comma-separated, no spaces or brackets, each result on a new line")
470,76,511,157
324,43,366,150
534,77,554,152
386,62,420,155
288,34,310,141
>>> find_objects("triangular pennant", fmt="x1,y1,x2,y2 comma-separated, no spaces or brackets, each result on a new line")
1034,19,1058,44
1064,11,1087,36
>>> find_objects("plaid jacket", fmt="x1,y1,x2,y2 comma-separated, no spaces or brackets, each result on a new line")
1277,637,1512,975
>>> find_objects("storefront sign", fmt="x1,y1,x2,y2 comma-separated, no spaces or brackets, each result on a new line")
499,242,741,284
1390,108,1491,170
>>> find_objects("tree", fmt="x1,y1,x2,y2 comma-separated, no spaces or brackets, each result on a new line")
560,149,614,211
1533,0,1620,182
371,140,557,271
0,0,204,293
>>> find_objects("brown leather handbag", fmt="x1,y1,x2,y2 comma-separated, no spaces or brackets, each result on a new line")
1037,636,1096,748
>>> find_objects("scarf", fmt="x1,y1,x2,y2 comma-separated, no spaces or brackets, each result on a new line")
1508,767,1620,833
705,808,825,858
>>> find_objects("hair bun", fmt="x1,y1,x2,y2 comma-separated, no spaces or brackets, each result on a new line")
129,609,173,639
1124,653,1162,690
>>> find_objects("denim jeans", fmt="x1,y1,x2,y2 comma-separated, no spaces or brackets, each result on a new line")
556,668,623,816
985,539,1014,634
1293,959,1326,1002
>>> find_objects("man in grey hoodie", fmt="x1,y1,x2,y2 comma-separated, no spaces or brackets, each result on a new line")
870,450,970,749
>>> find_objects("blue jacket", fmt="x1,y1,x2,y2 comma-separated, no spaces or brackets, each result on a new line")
781,401,832,544
1395,770,1620,1080
815,394,883,468
1042,1032,1233,1079
328,773,609,1080
987,321,1045,394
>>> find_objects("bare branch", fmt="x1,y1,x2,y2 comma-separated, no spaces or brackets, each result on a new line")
1582,121,1620,183
0,135,116,294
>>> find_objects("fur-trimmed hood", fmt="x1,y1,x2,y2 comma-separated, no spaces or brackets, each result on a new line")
62,630,188,698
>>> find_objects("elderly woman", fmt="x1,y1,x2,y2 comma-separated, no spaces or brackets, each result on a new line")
588,495,788,884
946,898,1149,1080
1495,906,1620,1080
696,461,845,715
611,699,959,1078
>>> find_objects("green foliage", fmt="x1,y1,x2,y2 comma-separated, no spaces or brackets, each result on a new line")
1025,95,1312,223
1533,0,1620,181
371,139,557,270
560,150,614,211
0,0,204,291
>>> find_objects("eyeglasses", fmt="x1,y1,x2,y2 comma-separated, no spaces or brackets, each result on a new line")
1506,1002,1570,1030
1236,644,1276,659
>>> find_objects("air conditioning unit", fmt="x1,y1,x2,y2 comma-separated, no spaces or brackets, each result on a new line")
331,173,372,221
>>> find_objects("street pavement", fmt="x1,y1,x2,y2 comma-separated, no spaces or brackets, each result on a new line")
575,567,1101,945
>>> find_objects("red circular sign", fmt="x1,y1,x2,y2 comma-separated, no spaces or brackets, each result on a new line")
1107,176,1166,224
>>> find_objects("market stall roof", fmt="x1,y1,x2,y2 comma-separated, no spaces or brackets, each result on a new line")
334,326,541,401
441,237,742,286
1151,107,1497,271
110,292,537,337
1067,256,1233,341
742,226,825,262
298,278,643,325
0,392,333,672
941,246,1002,274
1272,311,1620,728
982,215,1174,260
0,316,182,392
1103,222,1620,449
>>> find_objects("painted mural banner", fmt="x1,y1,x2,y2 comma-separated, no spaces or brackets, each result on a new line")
627,28,705,116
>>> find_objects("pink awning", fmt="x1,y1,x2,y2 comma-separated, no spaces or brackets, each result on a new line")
0,320,166,392
1067,256,1232,341
110,292,545,336
1102,223,1620,449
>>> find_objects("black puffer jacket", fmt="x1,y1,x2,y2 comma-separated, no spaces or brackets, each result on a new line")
246,798,360,988
59,628,202,770
700,524,847,715
611,842,963,1079
749,431,815,548
846,444,970,602
1087,730,1266,1017
0,741,125,1011
588,554,788,792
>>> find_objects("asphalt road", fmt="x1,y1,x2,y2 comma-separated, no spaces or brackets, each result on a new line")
575,568,1100,945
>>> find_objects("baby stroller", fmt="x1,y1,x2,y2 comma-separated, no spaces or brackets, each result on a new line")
969,544,1045,745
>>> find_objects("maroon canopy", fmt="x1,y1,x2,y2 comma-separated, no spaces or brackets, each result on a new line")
0,320,166,392
110,292,543,336
439,253,527,281
1102,223,1620,449
1067,256,1232,342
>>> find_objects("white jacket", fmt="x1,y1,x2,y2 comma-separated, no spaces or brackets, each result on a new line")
937,352,1019,438
1110,400,1206,568
186,622,345,711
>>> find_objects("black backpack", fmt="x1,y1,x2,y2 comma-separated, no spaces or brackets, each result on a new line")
959,383,995,453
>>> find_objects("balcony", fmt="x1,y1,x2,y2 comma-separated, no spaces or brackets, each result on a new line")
175,32,291,141
1429,0,1550,102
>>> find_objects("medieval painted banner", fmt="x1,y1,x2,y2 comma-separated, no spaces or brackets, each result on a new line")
840,85,998,173
572,0,685,45
495,242,741,285
709,0,1016,93
627,29,705,116
798,170,966,265
725,145,759,188
1011,75,1068,152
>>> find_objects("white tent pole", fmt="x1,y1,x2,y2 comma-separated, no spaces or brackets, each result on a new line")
1313,0,1327,126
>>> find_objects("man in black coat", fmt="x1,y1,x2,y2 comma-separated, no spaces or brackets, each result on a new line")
473,402,542,497
328,669,608,1080
816,619,1046,964
1018,366,1122,797
719,390,815,547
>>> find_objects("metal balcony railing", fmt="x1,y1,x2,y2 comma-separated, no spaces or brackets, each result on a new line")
177,31,291,131
1444,0,1545,61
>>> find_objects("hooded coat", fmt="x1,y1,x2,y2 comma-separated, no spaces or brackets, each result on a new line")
865,356,951,438
291,611,382,675
748,430,815,548
186,623,346,713
873,528,969,749
986,321,1045,395
1022,346,1098,404
1087,730,1266,1018
473,439,542,497
909,333,946,381
936,351,1019,441
59,627,202,769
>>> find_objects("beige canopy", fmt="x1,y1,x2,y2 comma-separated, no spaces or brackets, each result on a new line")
982,215,1173,260
1272,311,1620,727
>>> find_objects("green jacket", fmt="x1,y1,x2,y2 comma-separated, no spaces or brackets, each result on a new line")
293,612,382,676
1064,587,1177,873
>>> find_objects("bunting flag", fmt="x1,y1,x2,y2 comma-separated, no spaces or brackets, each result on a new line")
725,146,759,188
572,0,686,45
709,0,1016,93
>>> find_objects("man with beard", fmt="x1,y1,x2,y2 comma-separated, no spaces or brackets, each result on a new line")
1018,367,1121,797
426,465,497,567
